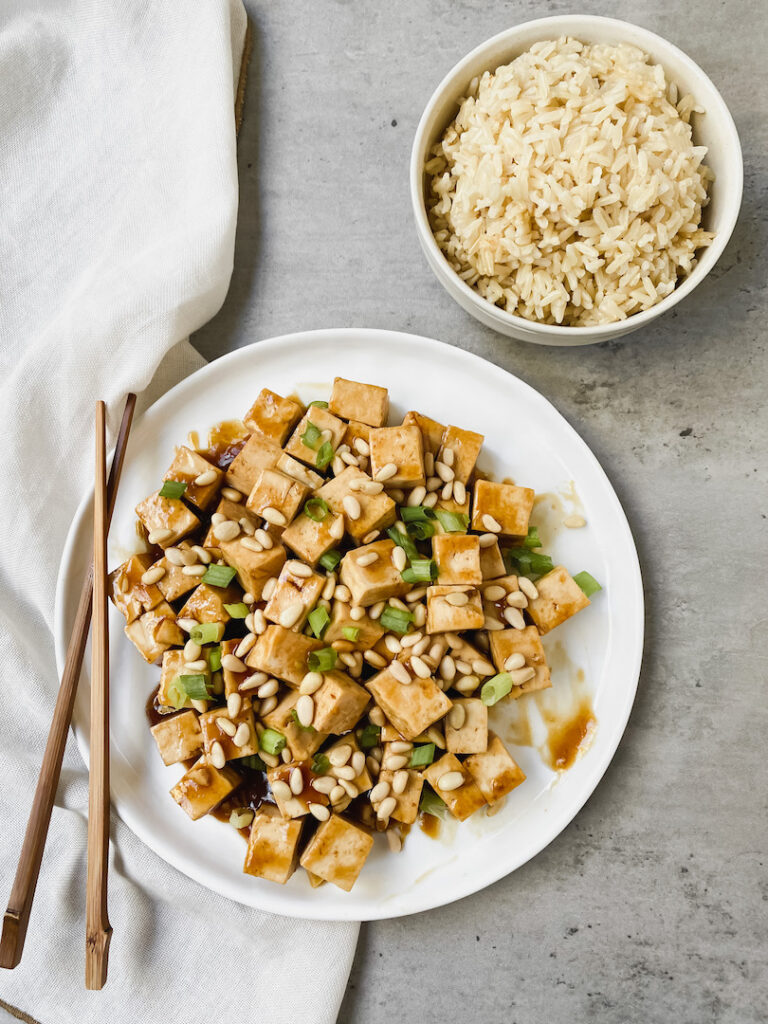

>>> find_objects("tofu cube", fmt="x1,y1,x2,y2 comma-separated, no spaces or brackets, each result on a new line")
323,601,385,651
245,468,308,526
224,433,282,495
433,533,482,586
158,649,211,709
313,670,370,734
135,490,200,548
437,425,484,485
202,497,259,551
426,585,485,634
378,769,424,824
343,420,371,453
481,573,520,626
246,625,323,687
316,466,396,543
220,637,249,696
284,406,347,469
471,480,535,538
170,757,240,820
164,446,224,510
280,510,344,566
243,388,302,445
124,602,184,662
150,710,203,765
443,633,492,694
489,626,552,698
276,451,324,490
479,538,506,580
329,377,389,427
445,698,488,754
154,543,202,603
219,538,286,599
402,411,445,456
366,666,451,741
339,539,409,607
299,814,374,891
263,561,325,632
424,753,486,821
178,583,241,625
243,812,304,884
109,553,163,623
262,691,327,760
326,734,373,794
527,566,591,634
267,761,331,819
465,733,526,804
369,424,425,488
199,702,259,761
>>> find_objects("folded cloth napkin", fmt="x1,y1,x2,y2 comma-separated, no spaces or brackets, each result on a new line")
0,3,358,1023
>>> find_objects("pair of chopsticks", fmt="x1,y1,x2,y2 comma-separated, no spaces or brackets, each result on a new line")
0,395,136,989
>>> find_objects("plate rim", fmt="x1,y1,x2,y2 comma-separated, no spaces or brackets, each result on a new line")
54,327,644,920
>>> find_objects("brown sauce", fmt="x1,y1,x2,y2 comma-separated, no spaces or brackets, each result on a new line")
271,762,328,808
545,699,596,771
199,419,249,470
419,812,442,839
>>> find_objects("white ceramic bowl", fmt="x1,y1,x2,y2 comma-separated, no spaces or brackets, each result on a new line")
410,15,743,346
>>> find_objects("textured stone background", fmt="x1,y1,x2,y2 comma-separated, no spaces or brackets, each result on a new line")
194,2,768,1021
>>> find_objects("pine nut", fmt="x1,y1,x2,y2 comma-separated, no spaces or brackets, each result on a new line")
181,565,205,578
440,481,453,500
413,603,427,628
254,528,273,549
478,533,497,547
234,722,250,747
230,808,254,829
210,742,226,769
423,492,438,508
262,506,287,526
406,587,428,602
400,631,423,648
241,536,263,552
485,617,504,631
455,674,479,694
322,575,336,600
455,659,471,674
164,547,184,566
410,655,431,678
252,609,267,633
235,633,256,659
216,717,236,737
377,796,397,819
184,640,202,662
518,577,539,600
242,591,255,604
191,699,207,713
386,829,402,852
446,591,469,606
440,655,456,681
426,476,442,492
484,585,506,601
435,461,454,482
240,671,267,691
564,514,586,529
312,776,336,795
221,653,246,673
374,463,398,482
504,607,526,629
383,754,409,771
259,748,279,766
342,495,361,521
412,636,431,657
370,780,390,803
366,756,380,777
288,562,312,578
357,551,378,567
211,513,226,525
329,785,346,804
300,671,324,695
353,437,370,456
360,479,383,495
340,451,359,466
482,514,502,533
369,706,385,727
334,584,351,603
289,766,304,795
389,740,413,754
147,528,173,545
453,480,466,504
261,578,278,600
213,520,240,542
272,779,292,801
221,487,242,501
448,704,466,730
511,666,536,685
472,659,495,676
388,660,410,686
192,545,213,563
350,605,365,621
392,770,408,795
141,565,165,585
407,486,427,507
279,602,304,628
369,601,386,621
176,617,199,632
384,634,402,654
184,659,207,672
351,750,366,775
329,516,345,539
437,771,464,792
308,803,330,821
339,778,358,797
194,469,218,486
504,653,526,671
257,678,279,698
295,695,314,727
227,692,242,717
506,591,528,608
329,744,352,767
364,651,387,669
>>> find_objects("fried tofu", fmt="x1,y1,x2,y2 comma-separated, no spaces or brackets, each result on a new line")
262,561,325,632
424,753,486,821
426,585,485,634
299,815,374,892
445,698,488,755
316,466,396,543
152,544,202,603
366,665,451,741
124,602,184,662
262,691,327,760
150,710,203,765
225,433,282,495
219,538,287,599
402,411,445,456
135,490,200,548
378,769,424,824
488,626,552,698
178,583,241,626
526,566,590,634
245,468,308,526
267,761,330,818
243,388,303,445
339,539,410,607
109,553,163,623
437,425,484,485
281,510,344,566
369,424,425,489
199,702,260,761
244,811,304,884
202,497,259,551
479,537,506,580
164,446,224,510
276,451,324,490
433,533,482,586
323,601,385,650
471,480,535,538
465,734,526,804
170,758,240,821
329,377,389,427
158,649,211,710
246,624,323,687
284,406,347,469
313,670,370,734
220,637,250,696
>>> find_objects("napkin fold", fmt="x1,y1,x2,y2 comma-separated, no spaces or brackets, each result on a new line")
0,2,358,1022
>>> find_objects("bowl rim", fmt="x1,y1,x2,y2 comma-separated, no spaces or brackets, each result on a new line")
409,14,744,339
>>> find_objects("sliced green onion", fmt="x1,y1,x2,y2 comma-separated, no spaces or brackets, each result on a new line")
307,646,337,672
523,525,542,550
308,605,330,639
387,526,419,562
304,496,330,522
481,672,513,706
315,441,334,470
224,602,249,619
168,673,212,708
189,621,224,645
409,743,435,768
342,626,360,642
207,646,222,672
260,728,286,755
401,559,437,585
311,752,330,774
239,754,266,771
573,571,602,597
419,786,447,819
318,549,341,572
159,480,187,500
380,605,414,635
406,519,435,541
434,509,469,533
504,548,554,580
202,564,237,588
309,400,328,408
301,422,322,450
358,723,381,750
291,708,316,733
400,506,436,523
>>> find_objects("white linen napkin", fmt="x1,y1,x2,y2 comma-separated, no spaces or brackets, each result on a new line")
0,2,358,1022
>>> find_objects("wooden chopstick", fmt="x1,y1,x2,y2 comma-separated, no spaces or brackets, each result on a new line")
0,393,136,972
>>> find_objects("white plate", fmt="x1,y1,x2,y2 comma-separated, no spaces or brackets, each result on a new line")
55,328,643,920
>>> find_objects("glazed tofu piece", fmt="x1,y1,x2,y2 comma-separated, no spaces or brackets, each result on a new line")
437,425,484,485
199,701,260,761
527,566,591,634
109,553,163,623
343,420,371,454
267,761,330,818
152,544,201,603
263,691,327,760
402,410,445,456
489,626,552,698
479,537,506,580
124,602,184,662
245,468,308,527
220,637,249,696
329,377,389,427
150,710,203,765
158,649,211,709
299,814,374,892
243,388,303,445
424,753,486,821
202,497,259,551
465,734,526,805
135,490,200,548
471,480,535,538
481,574,521,626
326,733,373,791
244,811,304,884
179,583,241,626
340,539,410,607
433,533,482,586
163,446,224,510
441,632,494,694
246,625,323,687
313,670,370,734
262,561,325,632
366,665,451,741
316,466,396,543
224,433,282,495
170,757,240,821
426,585,485,634
323,601,385,651
276,451,324,491
284,406,347,469
377,769,424,824
369,424,425,489
219,538,286,599
445,698,488,755
281,509,344,567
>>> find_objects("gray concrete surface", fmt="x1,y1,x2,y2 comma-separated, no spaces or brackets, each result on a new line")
194,2,768,1021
